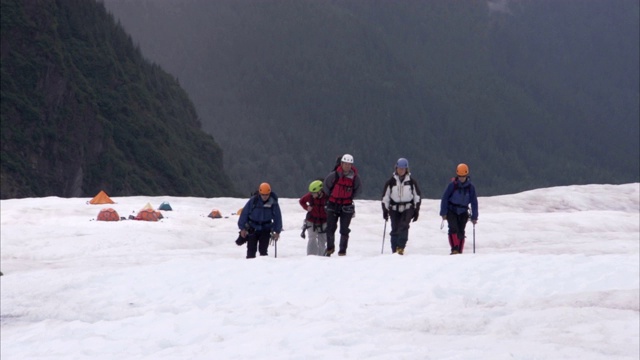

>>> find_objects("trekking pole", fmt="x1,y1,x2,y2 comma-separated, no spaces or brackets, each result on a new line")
440,219,444,230
381,219,388,254
473,223,476,254
271,232,278,258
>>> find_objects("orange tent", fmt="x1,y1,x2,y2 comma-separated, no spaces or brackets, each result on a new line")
208,209,222,219
236,207,243,215
135,208,160,221
97,208,120,221
89,190,114,204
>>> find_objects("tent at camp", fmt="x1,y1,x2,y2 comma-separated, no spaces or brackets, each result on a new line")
135,208,161,221
236,207,243,215
133,203,164,221
89,190,114,204
97,208,119,221
158,201,172,211
208,209,222,219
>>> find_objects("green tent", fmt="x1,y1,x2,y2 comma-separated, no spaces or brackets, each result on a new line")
158,201,172,211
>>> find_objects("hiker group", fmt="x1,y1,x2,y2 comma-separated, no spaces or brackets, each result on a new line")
236,154,478,259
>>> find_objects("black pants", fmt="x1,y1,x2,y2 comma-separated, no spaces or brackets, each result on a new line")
446,210,468,253
246,230,271,258
326,203,354,253
389,208,415,252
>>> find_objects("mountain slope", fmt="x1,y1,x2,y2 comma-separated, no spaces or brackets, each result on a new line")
0,0,238,199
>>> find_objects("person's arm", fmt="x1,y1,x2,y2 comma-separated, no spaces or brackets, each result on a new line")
381,179,391,220
238,199,251,237
352,174,362,199
299,193,311,211
470,185,479,222
272,203,283,234
412,177,422,208
323,172,336,197
411,178,422,222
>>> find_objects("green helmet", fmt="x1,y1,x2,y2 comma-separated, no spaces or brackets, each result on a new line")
309,180,323,193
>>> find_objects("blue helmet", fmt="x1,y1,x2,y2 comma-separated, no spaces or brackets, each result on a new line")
396,158,409,169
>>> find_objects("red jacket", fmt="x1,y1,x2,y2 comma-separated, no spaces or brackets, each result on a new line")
298,192,328,224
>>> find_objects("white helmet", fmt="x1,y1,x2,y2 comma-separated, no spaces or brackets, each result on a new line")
341,154,354,163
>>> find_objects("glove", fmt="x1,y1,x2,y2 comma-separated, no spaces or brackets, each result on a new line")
272,232,280,241
381,203,389,221
240,229,248,238
235,232,247,246
412,211,419,222
471,219,477,225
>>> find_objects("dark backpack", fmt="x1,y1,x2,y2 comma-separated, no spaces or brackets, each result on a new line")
326,156,342,193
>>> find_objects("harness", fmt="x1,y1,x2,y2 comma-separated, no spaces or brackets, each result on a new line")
311,222,327,233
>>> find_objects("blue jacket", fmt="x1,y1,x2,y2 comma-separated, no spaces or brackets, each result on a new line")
439,178,478,220
238,193,283,233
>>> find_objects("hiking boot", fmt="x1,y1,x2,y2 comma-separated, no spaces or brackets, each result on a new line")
338,251,346,256
324,248,335,257
397,248,404,255
450,250,460,255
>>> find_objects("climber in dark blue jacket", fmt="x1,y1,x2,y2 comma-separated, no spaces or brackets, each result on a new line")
439,163,478,254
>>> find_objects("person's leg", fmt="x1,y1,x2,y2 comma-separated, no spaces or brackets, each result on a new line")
456,212,469,253
447,211,461,254
257,231,270,256
325,208,339,255
307,224,319,255
316,223,328,256
338,212,353,254
389,210,400,253
396,209,414,254
246,233,258,258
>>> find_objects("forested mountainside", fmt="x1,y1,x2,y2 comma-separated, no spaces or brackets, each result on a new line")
1,0,238,199
103,0,639,199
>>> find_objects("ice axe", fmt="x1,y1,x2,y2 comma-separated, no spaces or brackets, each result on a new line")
381,219,388,254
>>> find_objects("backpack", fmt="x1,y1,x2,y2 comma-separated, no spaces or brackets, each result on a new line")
326,156,342,193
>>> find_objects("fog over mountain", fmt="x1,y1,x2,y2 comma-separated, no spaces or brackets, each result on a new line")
103,0,639,199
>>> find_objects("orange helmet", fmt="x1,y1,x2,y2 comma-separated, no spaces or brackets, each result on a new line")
456,163,469,176
258,182,271,195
